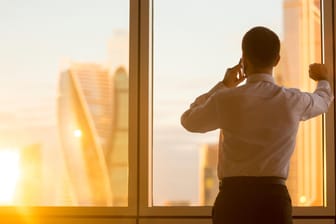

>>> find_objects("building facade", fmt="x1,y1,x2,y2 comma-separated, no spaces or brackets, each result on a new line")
58,63,128,206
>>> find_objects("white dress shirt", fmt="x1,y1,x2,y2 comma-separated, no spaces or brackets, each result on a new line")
181,73,333,179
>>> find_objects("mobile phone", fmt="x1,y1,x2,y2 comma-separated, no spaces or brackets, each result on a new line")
240,59,246,77
240,58,246,77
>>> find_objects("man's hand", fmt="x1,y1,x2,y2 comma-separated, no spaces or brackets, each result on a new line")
223,60,246,88
309,63,329,81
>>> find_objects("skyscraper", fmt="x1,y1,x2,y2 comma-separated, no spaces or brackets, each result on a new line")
106,66,129,206
58,63,129,206
199,144,219,205
15,144,43,205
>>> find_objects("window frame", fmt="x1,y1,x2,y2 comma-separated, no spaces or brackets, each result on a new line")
0,0,139,218
0,0,334,222
139,0,336,218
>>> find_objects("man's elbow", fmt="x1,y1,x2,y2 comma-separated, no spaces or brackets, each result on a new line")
180,117,205,133
322,95,334,113
181,118,209,133
181,118,196,132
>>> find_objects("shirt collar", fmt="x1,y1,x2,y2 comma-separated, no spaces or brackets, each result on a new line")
246,73,275,84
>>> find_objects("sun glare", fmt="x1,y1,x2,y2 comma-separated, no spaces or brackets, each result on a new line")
73,129,82,138
0,149,21,204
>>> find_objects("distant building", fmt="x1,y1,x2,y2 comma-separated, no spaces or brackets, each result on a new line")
106,66,129,206
199,144,219,206
108,30,129,75
58,63,128,206
15,144,43,205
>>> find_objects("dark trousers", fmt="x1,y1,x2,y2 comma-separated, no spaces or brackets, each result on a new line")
212,177,293,224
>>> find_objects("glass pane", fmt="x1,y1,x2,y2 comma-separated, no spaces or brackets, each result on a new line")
0,0,129,206
153,0,323,206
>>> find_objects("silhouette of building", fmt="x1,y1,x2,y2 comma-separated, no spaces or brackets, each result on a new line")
58,63,128,206
108,30,129,75
14,144,43,205
199,144,219,205
106,66,129,206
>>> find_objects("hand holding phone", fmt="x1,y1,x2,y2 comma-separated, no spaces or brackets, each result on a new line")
222,59,246,88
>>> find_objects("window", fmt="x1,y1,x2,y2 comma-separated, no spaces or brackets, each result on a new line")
0,0,335,223
152,0,333,210
0,0,129,206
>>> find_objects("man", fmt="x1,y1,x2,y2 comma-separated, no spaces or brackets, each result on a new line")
180,26,333,224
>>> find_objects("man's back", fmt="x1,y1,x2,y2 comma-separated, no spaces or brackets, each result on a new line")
215,73,314,178
182,72,332,179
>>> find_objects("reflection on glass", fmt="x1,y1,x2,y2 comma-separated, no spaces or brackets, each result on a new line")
153,0,323,207
0,1,129,206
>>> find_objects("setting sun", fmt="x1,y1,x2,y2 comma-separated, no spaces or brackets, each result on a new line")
0,149,21,204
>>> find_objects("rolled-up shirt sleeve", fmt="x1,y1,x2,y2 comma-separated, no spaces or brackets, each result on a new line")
300,80,334,121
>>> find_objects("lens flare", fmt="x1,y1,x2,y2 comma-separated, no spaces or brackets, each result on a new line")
73,129,82,138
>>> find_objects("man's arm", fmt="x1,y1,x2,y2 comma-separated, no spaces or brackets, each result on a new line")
181,61,246,132
300,63,334,120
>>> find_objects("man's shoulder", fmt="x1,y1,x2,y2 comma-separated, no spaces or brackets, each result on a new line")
211,84,253,102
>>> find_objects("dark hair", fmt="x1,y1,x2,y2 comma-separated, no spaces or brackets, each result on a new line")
242,26,280,68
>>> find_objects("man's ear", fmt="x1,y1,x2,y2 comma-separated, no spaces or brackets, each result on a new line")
274,55,280,66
